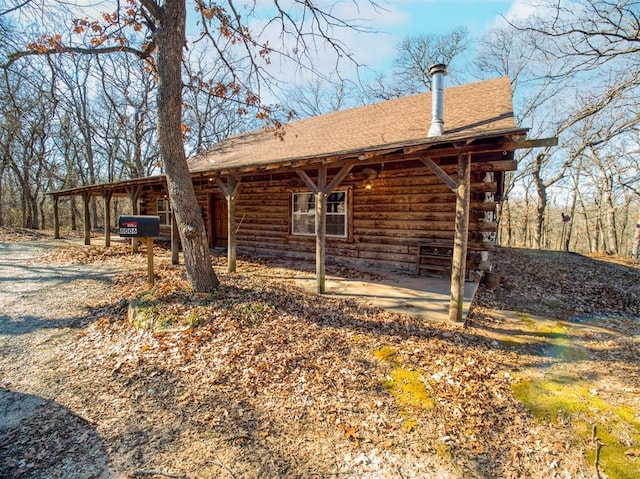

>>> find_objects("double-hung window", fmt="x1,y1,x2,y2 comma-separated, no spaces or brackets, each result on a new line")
292,191,347,238
157,198,171,226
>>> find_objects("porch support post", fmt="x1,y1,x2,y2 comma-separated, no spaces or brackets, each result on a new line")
171,211,179,264
53,196,60,239
449,153,471,322
82,191,91,246
126,186,142,253
215,176,241,273
102,190,113,247
315,167,327,294
297,164,352,294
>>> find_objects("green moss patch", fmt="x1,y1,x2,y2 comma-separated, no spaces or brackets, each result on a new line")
375,346,433,432
513,375,640,479
128,298,206,331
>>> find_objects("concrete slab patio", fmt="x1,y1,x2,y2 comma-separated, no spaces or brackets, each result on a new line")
287,272,479,323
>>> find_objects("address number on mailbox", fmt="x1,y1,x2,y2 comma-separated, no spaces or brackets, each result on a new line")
118,215,160,238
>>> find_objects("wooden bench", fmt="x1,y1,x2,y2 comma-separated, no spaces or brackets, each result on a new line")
415,240,454,276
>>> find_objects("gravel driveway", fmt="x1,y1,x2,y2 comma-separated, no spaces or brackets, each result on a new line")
0,240,122,479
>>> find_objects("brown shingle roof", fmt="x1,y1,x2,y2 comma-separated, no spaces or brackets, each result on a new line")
188,76,518,173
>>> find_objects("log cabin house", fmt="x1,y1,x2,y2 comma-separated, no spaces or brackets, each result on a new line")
49,66,554,321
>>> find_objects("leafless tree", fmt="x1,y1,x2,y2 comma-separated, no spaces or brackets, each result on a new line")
477,1,640,252
94,53,159,179
282,76,354,118
4,0,382,292
182,45,255,157
0,62,56,228
364,27,470,101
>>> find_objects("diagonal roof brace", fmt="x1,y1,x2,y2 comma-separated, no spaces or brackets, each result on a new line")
421,158,457,191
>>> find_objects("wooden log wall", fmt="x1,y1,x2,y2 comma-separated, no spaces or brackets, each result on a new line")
141,156,516,274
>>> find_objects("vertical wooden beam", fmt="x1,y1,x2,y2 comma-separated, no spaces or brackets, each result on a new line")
53,196,60,239
147,237,154,286
449,153,471,322
215,176,241,273
315,166,327,294
296,165,351,294
171,211,179,264
103,190,113,247
227,179,238,274
82,192,91,246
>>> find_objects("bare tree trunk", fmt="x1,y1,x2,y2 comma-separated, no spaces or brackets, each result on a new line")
155,0,218,292
532,154,546,250
521,193,530,248
497,200,512,246
32,198,38,229
70,196,78,231
603,174,618,254
0,164,4,227
565,190,577,251
576,184,592,252
39,195,46,230
594,209,604,252
632,218,640,261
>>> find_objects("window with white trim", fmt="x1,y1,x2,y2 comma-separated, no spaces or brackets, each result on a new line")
292,191,347,237
157,198,171,226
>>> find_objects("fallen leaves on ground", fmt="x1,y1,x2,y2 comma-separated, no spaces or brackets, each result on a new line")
470,247,640,479
23,244,587,478
9,238,640,477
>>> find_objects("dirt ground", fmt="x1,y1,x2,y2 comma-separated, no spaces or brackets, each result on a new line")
0,227,638,479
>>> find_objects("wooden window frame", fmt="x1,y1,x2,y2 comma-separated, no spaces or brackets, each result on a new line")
157,198,171,226
291,189,349,239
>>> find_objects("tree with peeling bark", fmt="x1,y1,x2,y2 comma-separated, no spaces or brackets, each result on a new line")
4,0,377,292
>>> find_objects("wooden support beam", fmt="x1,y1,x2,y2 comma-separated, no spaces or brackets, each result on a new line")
449,153,471,322
171,212,179,265
296,166,351,294
53,196,60,239
296,170,319,194
216,176,241,273
103,190,113,247
326,165,353,194
421,158,457,191
82,192,91,246
125,185,142,213
146,237,154,286
316,167,327,294
404,136,558,156
510,137,558,149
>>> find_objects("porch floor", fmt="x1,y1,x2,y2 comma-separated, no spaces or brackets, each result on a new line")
267,268,479,323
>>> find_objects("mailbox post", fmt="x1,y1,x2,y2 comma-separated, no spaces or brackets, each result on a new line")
118,215,160,286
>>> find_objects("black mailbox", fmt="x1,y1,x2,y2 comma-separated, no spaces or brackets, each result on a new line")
118,215,160,238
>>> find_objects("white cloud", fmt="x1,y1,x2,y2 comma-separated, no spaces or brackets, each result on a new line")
235,1,408,85
503,0,540,22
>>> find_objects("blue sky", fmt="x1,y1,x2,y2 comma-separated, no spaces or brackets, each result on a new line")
244,0,534,84
355,0,529,73
383,0,516,36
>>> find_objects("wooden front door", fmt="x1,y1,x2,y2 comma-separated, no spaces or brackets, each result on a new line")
209,194,228,248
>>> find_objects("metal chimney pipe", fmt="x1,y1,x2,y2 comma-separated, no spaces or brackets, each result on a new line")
427,63,447,137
